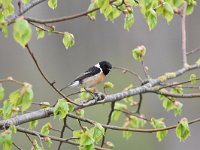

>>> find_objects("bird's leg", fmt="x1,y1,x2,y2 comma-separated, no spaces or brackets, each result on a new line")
84,88,105,102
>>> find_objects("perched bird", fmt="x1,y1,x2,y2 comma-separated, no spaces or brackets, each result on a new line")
60,61,112,91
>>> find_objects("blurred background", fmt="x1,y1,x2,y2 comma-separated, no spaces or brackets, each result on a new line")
0,0,200,149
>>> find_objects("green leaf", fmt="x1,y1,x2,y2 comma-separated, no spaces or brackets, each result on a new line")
9,125,17,134
176,118,190,141
171,0,184,7
129,115,146,128
151,118,168,141
170,86,183,94
162,97,174,111
196,58,200,65
123,131,132,139
186,1,196,15
48,0,57,10
29,120,39,129
36,27,45,39
124,13,134,31
13,18,32,47
80,132,94,146
132,45,146,61
146,9,157,30
162,2,174,23
104,82,114,88
40,122,52,135
53,99,69,119
89,123,104,143
87,2,97,20
0,130,12,150
174,101,183,116
2,0,15,17
32,139,43,150
106,7,121,21
0,84,5,100
22,0,30,4
76,109,85,117
62,32,75,49
21,84,34,112
2,100,12,119
111,111,121,121
79,88,92,100
190,74,196,85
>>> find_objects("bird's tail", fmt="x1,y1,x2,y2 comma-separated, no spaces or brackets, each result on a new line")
60,81,79,91
59,85,69,92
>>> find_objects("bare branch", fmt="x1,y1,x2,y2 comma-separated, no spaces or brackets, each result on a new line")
182,1,187,66
0,77,25,86
186,48,200,56
25,44,79,106
101,102,115,147
7,0,47,25
57,117,67,150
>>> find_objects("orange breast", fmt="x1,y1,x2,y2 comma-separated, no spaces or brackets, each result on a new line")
82,72,105,88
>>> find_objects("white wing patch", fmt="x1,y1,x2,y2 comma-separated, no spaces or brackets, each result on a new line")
68,81,80,88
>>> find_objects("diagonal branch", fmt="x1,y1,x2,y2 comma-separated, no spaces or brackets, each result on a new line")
7,0,47,25
0,64,200,128
25,44,79,106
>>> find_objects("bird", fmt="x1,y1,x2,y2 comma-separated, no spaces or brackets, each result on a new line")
60,61,112,91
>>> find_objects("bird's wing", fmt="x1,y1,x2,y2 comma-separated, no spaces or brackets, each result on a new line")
73,66,101,83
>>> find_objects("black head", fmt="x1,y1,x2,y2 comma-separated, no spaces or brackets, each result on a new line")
99,61,112,75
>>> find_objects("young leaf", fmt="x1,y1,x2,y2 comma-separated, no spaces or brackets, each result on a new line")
36,27,45,39
146,9,157,30
48,0,57,10
132,45,146,61
162,2,174,23
0,84,5,100
80,132,94,146
176,118,190,141
62,32,75,49
189,74,196,85
79,88,92,100
40,122,52,135
0,130,12,150
151,118,168,142
162,97,174,111
124,13,134,31
87,2,97,20
196,58,200,65
29,120,39,129
174,101,183,116
22,0,30,4
104,82,114,88
89,123,104,143
2,100,13,119
76,109,85,117
53,99,69,119
129,115,146,128
20,84,34,112
13,18,32,47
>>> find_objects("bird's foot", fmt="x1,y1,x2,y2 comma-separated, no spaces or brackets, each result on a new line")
94,92,106,102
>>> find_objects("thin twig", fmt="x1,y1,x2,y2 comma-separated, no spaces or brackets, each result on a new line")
113,66,143,82
101,102,115,147
0,77,25,86
186,48,200,56
13,142,23,150
25,44,79,106
182,1,187,66
57,117,67,150
141,59,150,79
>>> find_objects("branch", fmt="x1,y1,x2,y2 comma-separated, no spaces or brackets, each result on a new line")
0,77,25,86
182,1,187,66
16,126,110,150
186,48,200,56
25,44,79,106
148,90,200,98
57,117,67,150
25,7,99,24
0,64,200,128
7,0,47,25
101,102,115,147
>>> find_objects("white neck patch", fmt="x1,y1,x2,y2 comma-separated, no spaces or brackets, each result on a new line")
95,63,102,71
